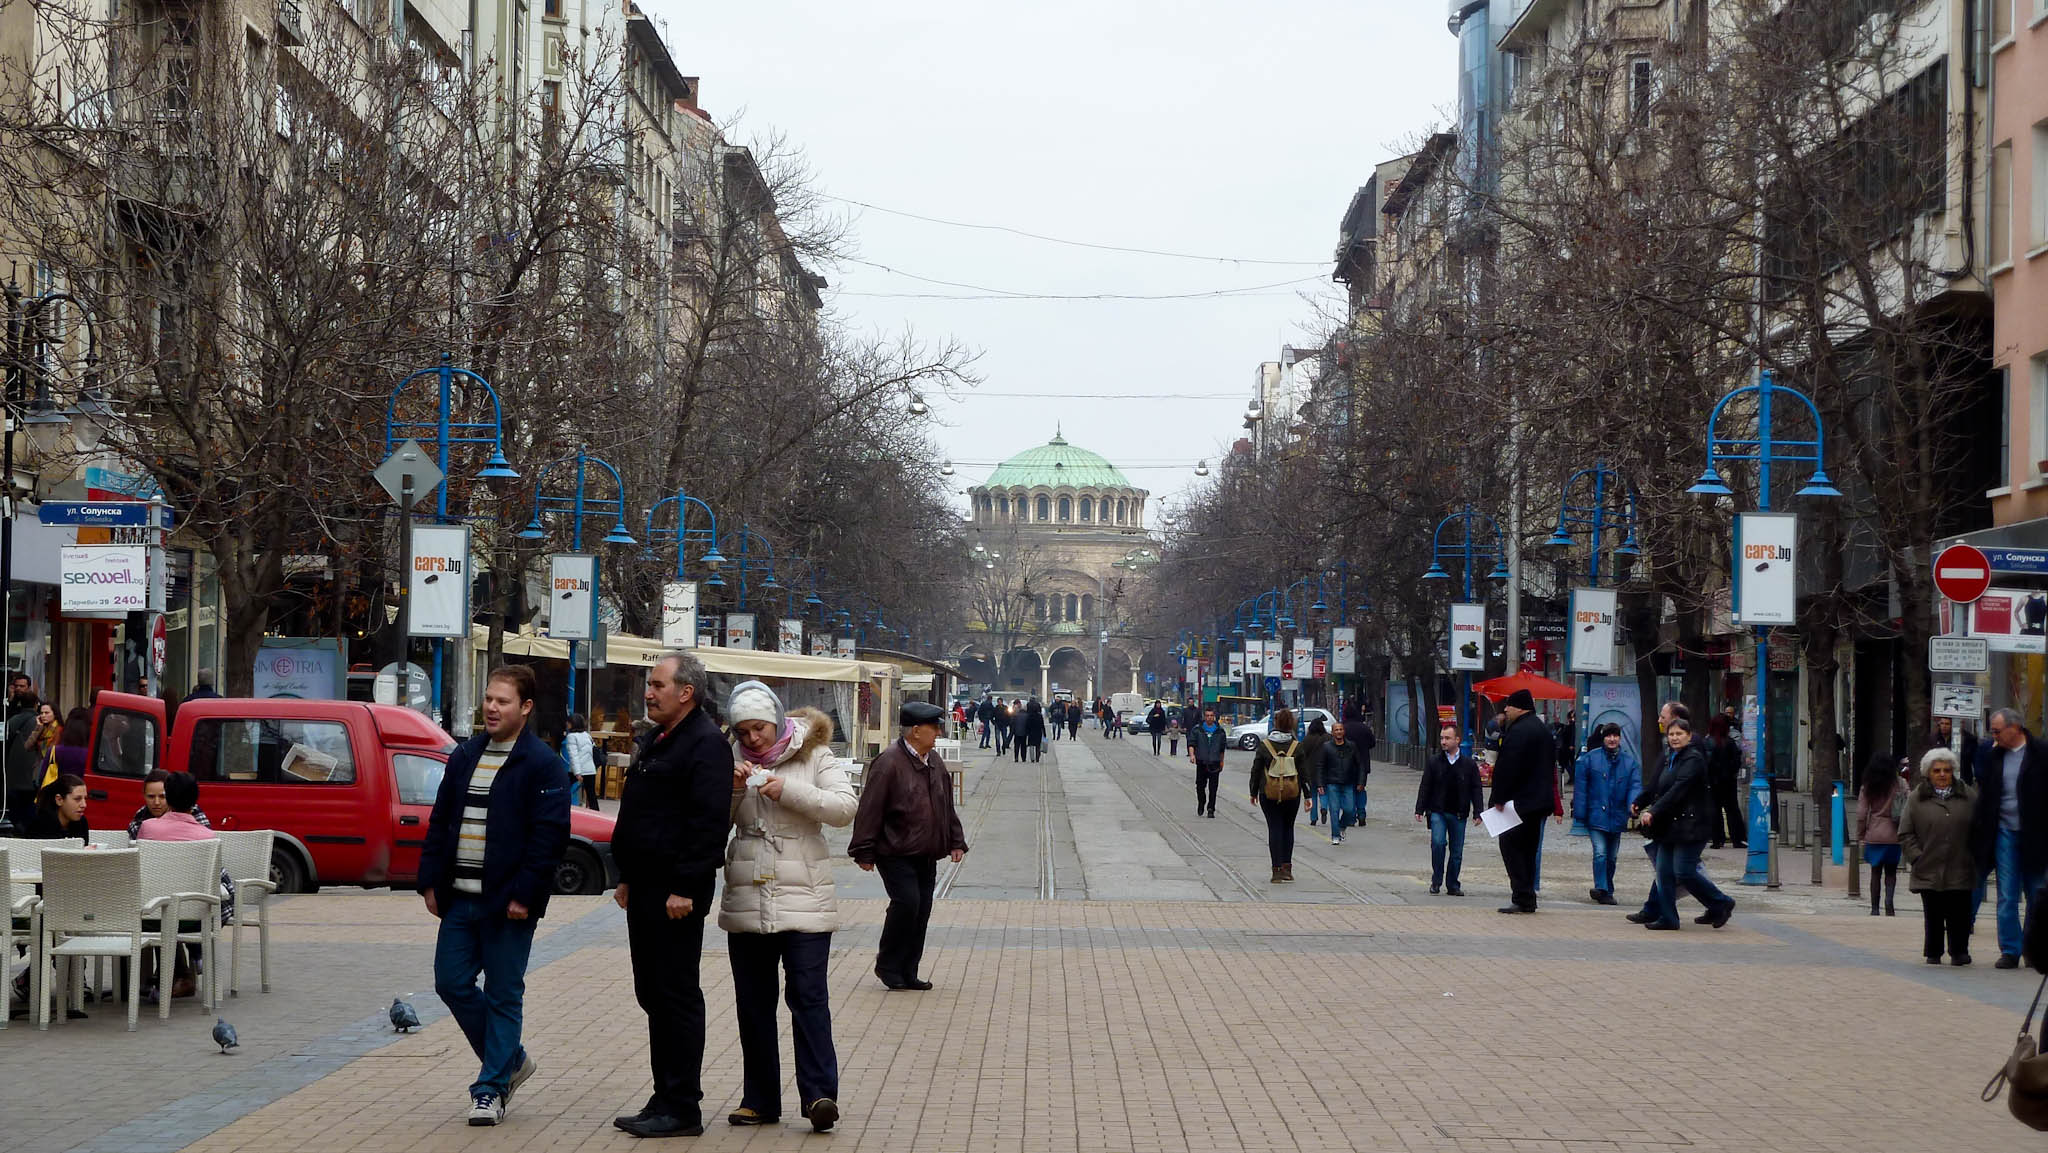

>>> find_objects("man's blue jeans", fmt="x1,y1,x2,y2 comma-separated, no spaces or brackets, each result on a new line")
1587,827,1622,893
434,896,539,1098
1651,840,1731,927
1322,785,1354,832
1427,811,1467,888
1980,826,2047,958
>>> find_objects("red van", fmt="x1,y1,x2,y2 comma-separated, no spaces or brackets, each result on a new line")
83,692,616,895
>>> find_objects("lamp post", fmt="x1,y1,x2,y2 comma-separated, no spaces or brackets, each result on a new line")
1422,505,1511,757
1542,462,1639,835
516,448,636,714
1095,548,1154,698
713,524,781,616
383,354,520,721
2,282,100,723
1687,369,1839,888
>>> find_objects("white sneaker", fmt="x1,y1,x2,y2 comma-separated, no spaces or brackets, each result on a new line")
505,1055,537,1104
1330,835,1342,845
469,1093,505,1126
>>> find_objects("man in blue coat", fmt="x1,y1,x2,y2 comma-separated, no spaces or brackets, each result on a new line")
1571,723,1640,906
418,663,572,1127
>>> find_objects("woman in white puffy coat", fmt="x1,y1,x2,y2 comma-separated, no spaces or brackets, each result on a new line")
720,681,857,1133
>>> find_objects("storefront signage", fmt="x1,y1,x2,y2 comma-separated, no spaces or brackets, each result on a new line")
1449,603,1485,671
407,525,470,638
1734,513,1797,625
1970,588,2048,654
1567,587,1618,675
548,554,598,641
254,639,344,700
59,545,148,612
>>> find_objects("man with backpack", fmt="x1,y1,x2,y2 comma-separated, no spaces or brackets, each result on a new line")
1250,708,1303,883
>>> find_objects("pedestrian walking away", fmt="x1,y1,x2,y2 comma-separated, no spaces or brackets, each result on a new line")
976,697,994,749
993,700,1013,755
416,664,571,1128
1251,708,1302,883
1705,714,1747,848
1968,708,2048,969
1571,723,1641,905
1067,700,1082,741
1415,725,1484,894
1857,750,1908,916
1297,718,1329,827
1188,707,1227,818
1488,690,1557,913
1018,699,1046,763
721,681,858,1132
1319,721,1369,844
1633,716,1734,931
611,651,737,1138
563,713,601,811
1899,748,1977,965
849,701,968,991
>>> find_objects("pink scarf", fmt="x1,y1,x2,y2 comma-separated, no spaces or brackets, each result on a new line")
739,717,796,766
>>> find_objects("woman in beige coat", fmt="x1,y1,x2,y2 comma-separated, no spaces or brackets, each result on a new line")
1898,747,1976,966
720,681,857,1132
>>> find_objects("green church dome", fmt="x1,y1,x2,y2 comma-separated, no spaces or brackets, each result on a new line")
978,432,1137,491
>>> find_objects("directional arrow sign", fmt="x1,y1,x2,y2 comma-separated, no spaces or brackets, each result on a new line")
372,439,444,509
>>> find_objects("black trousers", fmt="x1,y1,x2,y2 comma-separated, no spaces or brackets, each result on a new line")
1195,763,1221,813
1919,889,1973,960
1151,731,1164,754
875,855,938,982
729,931,838,1113
1709,776,1745,846
1499,820,1542,909
1260,795,1299,867
626,886,709,1123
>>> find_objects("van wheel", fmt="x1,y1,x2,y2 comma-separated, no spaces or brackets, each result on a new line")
1239,734,1258,751
553,845,603,895
270,846,311,894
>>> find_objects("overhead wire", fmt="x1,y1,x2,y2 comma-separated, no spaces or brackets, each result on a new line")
836,257,1327,301
822,193,1331,267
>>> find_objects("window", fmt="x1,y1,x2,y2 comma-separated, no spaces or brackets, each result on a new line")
91,709,160,779
1628,58,1654,127
188,718,357,784
1081,594,1094,621
393,754,445,807
1058,496,1071,522
544,0,561,16
1064,594,1079,621
1036,495,1050,521
1115,499,1127,525
1079,496,1092,522
997,496,1009,518
1993,0,2013,41
2034,356,2048,475
1992,141,2014,266
1035,595,1047,621
2034,122,2048,249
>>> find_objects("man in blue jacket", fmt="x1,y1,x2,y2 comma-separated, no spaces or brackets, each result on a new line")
1571,723,1640,906
418,663,572,1127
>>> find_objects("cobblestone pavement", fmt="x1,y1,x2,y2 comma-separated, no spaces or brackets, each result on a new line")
4,733,2039,1152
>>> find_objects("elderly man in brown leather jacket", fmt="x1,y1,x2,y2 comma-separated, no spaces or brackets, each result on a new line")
849,701,967,990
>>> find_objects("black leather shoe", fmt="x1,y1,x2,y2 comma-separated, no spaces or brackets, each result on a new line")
1497,905,1533,914
805,1098,840,1133
901,978,934,990
1997,953,2021,969
1446,886,1463,896
1644,921,1680,931
1706,901,1735,928
1625,911,1654,924
614,1107,657,1130
617,1114,704,1139
1953,954,1973,966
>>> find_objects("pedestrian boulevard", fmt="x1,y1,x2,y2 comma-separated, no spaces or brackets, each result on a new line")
4,737,2038,1153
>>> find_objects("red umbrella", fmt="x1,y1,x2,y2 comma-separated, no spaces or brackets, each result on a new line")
1471,671,1576,701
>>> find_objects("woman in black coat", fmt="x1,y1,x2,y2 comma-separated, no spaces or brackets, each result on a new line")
1018,700,1047,763
1635,718,1735,931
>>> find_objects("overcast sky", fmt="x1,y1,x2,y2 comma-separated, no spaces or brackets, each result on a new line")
638,0,1457,513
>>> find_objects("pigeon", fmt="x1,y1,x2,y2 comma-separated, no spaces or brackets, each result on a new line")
389,997,422,1033
212,1017,239,1054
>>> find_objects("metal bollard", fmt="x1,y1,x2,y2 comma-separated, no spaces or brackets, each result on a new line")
1830,783,1845,866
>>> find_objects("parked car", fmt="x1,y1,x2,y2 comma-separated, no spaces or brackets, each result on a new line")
83,692,617,895
1228,707,1336,750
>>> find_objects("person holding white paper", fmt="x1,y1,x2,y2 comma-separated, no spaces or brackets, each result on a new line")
1488,690,1556,914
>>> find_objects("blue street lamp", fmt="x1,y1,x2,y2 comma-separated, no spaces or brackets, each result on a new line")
1688,369,1838,887
1422,505,1511,756
642,490,727,579
1543,461,1640,835
712,524,780,614
516,448,636,713
383,354,520,719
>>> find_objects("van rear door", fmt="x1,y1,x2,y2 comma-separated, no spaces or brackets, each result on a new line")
83,691,166,817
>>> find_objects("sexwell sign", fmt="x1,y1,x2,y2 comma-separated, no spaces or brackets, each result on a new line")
59,545,148,612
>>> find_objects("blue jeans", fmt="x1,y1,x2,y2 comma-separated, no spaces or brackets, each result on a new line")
1427,811,1467,888
1587,827,1622,893
1321,785,1352,832
434,896,539,1098
1651,840,1730,927
1981,826,2047,958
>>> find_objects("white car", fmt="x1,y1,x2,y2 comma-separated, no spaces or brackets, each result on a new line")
1229,708,1336,751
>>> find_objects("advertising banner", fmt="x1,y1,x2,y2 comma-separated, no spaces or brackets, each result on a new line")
1265,639,1285,675
660,581,699,648
59,545,148,612
725,612,756,650
1566,587,1618,675
1970,588,2048,654
548,554,598,640
407,525,470,638
1449,603,1486,671
1934,682,1986,719
1331,626,1357,674
835,636,856,658
1735,512,1797,625
253,639,344,700
1228,650,1246,678
1243,643,1263,676
810,632,832,656
778,618,803,655
1291,637,1314,680
1586,676,1645,765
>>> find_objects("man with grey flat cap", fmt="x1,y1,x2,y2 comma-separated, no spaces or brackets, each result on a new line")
848,700,967,990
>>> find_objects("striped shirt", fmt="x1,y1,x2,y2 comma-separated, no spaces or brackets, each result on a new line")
452,741,514,894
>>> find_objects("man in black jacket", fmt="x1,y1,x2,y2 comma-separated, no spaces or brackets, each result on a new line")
611,651,736,1138
1971,708,2048,969
1488,689,1557,913
1415,724,1484,894
418,664,571,1128
976,696,995,749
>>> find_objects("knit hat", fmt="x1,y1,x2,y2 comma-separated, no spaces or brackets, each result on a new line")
1504,688,1536,712
726,680,784,727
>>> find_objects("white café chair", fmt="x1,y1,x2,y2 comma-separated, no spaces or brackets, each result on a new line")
89,830,131,850
35,848,146,1031
3,843,45,1030
214,829,276,995
138,839,223,1015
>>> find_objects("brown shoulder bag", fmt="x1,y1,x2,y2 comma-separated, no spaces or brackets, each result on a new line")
1984,972,2048,1131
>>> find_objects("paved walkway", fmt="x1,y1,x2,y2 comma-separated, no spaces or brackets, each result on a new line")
2,733,2039,1152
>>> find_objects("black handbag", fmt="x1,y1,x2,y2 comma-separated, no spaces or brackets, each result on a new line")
1983,972,2048,1131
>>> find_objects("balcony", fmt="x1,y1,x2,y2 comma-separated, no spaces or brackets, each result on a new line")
279,0,304,46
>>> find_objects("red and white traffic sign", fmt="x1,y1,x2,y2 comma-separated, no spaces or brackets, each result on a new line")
1933,544,1992,604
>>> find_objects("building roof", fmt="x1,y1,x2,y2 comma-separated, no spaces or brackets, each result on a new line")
976,432,1140,492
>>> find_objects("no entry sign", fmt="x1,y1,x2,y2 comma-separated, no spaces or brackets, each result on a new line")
1934,544,1992,604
